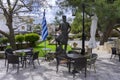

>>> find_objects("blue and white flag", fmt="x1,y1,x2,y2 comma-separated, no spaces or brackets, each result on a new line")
41,10,48,41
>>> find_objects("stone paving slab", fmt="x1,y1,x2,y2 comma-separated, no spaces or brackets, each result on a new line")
0,51,120,80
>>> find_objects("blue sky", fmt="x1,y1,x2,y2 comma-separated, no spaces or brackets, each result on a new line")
28,0,59,24
28,0,73,24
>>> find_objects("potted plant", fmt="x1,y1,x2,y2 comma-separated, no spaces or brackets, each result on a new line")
73,42,78,48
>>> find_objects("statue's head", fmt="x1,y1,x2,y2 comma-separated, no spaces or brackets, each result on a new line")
62,15,66,22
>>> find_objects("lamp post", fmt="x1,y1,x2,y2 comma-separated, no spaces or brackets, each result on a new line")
81,3,85,55
72,3,86,55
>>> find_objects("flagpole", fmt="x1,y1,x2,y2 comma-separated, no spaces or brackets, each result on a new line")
44,40,46,54
44,9,46,58
44,9,46,53
41,9,48,59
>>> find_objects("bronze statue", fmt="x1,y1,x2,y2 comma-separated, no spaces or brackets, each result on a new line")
56,15,71,52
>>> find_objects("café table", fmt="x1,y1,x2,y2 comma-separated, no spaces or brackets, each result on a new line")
15,49,33,68
67,52,91,73
67,53,82,73
15,49,32,53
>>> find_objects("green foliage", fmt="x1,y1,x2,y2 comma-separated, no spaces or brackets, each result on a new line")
73,33,82,39
58,0,120,44
34,41,72,57
6,45,12,49
1,37,8,44
71,11,91,35
15,34,24,43
24,33,39,46
71,12,82,33
24,34,30,42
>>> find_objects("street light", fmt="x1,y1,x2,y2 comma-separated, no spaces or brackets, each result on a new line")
72,3,96,55
81,3,85,55
72,3,85,55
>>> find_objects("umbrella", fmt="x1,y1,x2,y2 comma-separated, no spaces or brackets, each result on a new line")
88,14,98,48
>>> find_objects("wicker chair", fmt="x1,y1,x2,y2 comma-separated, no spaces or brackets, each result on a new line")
87,53,98,72
4,48,14,66
30,51,40,68
7,54,20,73
72,57,87,78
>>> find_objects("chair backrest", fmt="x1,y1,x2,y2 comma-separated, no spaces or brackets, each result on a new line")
74,57,87,70
33,51,39,60
5,48,14,58
5,48,14,55
90,53,98,64
7,54,19,64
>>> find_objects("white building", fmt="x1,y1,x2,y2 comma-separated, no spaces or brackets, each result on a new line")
0,14,38,35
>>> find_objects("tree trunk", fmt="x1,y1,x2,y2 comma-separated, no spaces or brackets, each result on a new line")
100,27,113,45
8,32,16,49
6,16,16,49
100,21,115,45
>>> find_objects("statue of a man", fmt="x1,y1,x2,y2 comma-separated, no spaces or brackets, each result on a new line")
56,15,71,51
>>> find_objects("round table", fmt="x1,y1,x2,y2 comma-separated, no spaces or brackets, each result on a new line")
67,53,81,59
67,53,82,73
15,49,31,53
15,49,33,68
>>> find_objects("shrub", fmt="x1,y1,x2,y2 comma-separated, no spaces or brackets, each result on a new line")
1,37,8,44
6,45,12,49
15,34,24,49
24,33,30,42
24,33,39,47
15,34,24,43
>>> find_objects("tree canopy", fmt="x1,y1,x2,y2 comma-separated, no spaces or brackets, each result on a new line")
57,0,120,45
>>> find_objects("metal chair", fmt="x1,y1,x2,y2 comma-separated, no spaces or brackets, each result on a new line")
87,53,98,72
30,51,40,68
21,49,34,68
110,47,117,59
72,57,87,78
7,54,20,73
4,48,14,66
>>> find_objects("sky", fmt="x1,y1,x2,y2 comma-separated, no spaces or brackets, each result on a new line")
26,0,73,24
21,0,59,24
2,0,73,24
0,0,73,32
35,0,58,24
33,0,60,24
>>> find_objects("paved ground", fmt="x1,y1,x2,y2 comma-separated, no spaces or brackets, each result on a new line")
0,48,120,80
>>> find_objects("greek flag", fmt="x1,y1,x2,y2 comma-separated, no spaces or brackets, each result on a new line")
42,10,48,41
